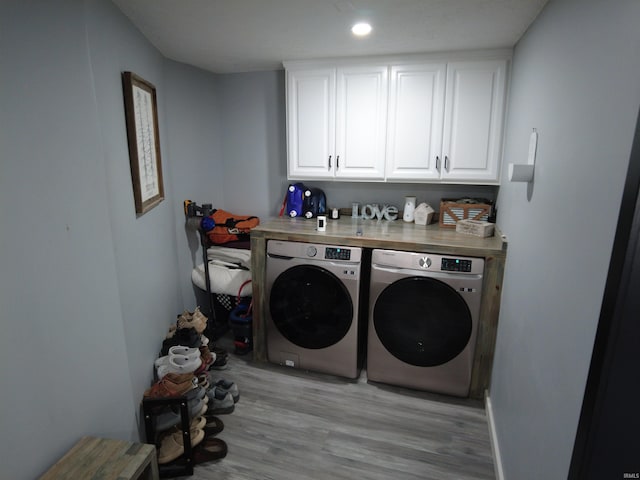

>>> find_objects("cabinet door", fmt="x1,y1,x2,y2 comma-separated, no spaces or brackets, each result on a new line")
441,60,506,183
335,65,388,179
386,63,446,181
287,68,336,179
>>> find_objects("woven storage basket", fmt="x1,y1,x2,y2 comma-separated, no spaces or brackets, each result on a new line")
439,198,492,228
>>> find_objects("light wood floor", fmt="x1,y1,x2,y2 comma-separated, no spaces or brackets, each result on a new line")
181,340,495,480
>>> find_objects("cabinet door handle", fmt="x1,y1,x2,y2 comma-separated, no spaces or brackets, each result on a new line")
444,156,449,172
328,155,332,170
336,155,340,170
435,156,440,172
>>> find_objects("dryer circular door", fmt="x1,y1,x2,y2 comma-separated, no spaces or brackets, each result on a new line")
270,264,353,349
373,277,472,367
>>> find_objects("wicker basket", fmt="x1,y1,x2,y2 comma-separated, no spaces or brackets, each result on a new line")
439,198,493,228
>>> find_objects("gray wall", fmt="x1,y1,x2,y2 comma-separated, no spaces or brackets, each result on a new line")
0,1,141,477
0,0,216,477
490,0,640,478
216,71,288,219
85,0,184,423
164,59,225,305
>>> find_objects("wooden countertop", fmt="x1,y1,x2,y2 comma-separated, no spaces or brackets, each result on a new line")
252,216,507,257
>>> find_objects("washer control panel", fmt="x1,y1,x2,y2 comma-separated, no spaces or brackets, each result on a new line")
371,249,484,276
267,240,362,264
441,257,473,272
325,247,351,261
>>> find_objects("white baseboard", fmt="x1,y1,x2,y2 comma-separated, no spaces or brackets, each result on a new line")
485,391,505,480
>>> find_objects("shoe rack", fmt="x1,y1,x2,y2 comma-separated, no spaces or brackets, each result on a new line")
142,396,194,478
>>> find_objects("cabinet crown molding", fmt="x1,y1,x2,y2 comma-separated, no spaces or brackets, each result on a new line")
283,48,513,70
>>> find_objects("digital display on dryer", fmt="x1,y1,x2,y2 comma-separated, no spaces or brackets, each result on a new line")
325,247,351,260
441,258,472,272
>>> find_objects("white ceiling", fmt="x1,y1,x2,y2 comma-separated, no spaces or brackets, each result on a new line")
112,0,549,74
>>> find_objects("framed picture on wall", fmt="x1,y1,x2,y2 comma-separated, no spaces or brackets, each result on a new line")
122,71,164,216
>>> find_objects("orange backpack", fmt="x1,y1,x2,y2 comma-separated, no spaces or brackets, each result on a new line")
206,209,260,245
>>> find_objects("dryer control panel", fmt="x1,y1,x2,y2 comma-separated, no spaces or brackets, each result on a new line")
325,247,351,261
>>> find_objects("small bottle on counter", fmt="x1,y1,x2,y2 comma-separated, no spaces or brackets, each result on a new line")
331,207,340,219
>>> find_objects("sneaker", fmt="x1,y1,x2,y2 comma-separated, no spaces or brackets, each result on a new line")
211,345,229,359
205,386,235,414
208,354,229,371
154,395,206,432
212,378,239,403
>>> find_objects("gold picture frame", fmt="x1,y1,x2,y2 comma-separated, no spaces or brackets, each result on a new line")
122,71,164,216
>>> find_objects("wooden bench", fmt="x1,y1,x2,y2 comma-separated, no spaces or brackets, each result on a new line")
40,436,159,480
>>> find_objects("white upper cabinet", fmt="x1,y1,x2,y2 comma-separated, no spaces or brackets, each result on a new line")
441,60,507,183
285,53,509,184
286,64,387,180
335,66,388,179
286,68,336,179
385,63,446,181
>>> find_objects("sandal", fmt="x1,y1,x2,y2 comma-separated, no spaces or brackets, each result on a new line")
192,437,228,464
203,415,224,436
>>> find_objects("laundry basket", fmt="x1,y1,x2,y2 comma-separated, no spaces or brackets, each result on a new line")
228,280,253,355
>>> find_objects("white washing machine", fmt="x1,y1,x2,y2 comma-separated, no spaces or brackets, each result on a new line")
367,249,484,397
266,240,367,379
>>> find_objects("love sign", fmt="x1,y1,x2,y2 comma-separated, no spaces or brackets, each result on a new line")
361,204,399,221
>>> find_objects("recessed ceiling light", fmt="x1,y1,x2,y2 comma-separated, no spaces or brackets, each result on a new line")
351,22,372,37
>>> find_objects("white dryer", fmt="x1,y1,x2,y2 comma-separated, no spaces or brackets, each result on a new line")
367,249,484,397
266,240,366,379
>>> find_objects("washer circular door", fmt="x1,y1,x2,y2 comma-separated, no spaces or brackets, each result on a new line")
270,265,353,349
373,277,472,366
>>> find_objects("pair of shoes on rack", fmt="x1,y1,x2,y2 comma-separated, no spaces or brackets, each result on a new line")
153,390,209,432
161,327,202,356
155,346,204,379
177,307,208,334
157,418,206,464
158,417,227,465
143,373,200,399
199,345,217,370
201,373,240,403
212,378,240,403
205,385,235,414
207,345,229,370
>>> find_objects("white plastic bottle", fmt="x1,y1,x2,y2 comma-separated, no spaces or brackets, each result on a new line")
403,196,416,222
